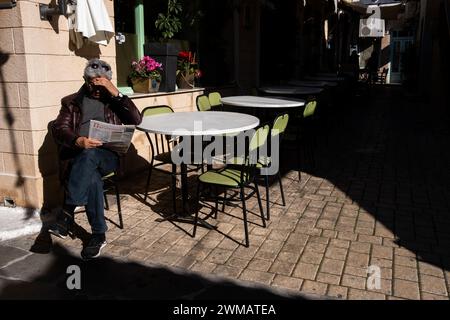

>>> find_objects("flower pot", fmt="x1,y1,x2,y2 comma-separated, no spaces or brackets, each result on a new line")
131,77,160,93
176,73,195,89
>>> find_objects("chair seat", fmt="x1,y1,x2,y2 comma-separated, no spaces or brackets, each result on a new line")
154,151,173,164
198,168,248,187
227,156,271,168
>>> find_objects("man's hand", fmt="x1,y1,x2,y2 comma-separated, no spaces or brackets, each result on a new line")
75,137,103,149
90,77,120,97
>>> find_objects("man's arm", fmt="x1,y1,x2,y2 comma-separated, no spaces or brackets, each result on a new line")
109,95,142,125
52,100,79,149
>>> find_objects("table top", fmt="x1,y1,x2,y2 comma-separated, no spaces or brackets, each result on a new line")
137,111,260,136
259,86,324,96
304,75,346,82
287,80,338,88
220,95,305,108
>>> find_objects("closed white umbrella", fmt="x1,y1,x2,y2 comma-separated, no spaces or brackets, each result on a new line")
68,0,114,49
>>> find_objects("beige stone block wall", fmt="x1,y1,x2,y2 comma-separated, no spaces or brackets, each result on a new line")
0,1,203,210
0,0,116,209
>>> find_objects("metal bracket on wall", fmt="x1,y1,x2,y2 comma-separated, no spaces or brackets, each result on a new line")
39,0,68,20
0,0,17,9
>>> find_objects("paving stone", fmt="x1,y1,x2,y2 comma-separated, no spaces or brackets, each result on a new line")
206,248,234,265
341,274,367,290
213,265,242,278
239,270,275,285
348,288,386,300
191,261,218,274
349,242,371,254
393,279,420,300
347,252,370,268
324,246,348,261
292,262,319,280
320,258,345,276
394,265,418,282
247,258,272,272
300,250,324,265
420,275,448,296
272,275,303,290
418,262,445,278
394,255,418,268
372,245,393,260
317,273,341,285
301,280,328,296
269,261,296,276
327,285,348,299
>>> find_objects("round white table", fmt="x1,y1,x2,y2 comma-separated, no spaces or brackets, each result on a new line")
137,111,259,221
304,75,346,82
258,86,324,96
287,79,338,88
138,111,259,136
220,96,305,109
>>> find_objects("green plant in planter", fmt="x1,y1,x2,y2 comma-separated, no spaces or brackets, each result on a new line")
155,0,182,41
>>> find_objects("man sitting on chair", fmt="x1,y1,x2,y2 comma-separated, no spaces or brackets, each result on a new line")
49,59,142,260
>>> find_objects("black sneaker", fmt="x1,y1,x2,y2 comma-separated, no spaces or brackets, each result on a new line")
47,210,74,239
81,234,107,260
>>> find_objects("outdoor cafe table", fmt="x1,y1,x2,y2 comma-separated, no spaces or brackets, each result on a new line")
286,79,338,88
258,86,324,97
220,95,305,109
137,111,259,226
304,75,346,82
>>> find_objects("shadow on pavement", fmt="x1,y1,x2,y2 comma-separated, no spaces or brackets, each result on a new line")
0,244,309,300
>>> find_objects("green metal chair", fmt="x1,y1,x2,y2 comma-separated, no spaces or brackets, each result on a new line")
141,105,178,212
195,125,270,247
196,95,212,112
224,114,289,221
208,92,222,109
259,113,289,220
297,99,318,180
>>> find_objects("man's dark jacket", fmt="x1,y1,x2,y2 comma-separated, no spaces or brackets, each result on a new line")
52,86,142,161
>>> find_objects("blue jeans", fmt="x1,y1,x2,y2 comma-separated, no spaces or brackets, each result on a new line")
65,148,119,234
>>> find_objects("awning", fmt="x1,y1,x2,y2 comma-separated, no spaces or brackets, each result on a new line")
341,0,404,20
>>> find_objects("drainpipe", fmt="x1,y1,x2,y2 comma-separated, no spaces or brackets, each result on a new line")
135,0,145,60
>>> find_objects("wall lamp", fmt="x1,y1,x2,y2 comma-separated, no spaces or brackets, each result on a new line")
39,0,68,20
0,0,17,9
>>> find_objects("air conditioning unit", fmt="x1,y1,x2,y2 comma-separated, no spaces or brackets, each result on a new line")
359,18,385,37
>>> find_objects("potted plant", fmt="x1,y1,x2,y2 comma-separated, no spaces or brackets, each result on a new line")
144,0,182,92
176,50,202,89
129,56,163,93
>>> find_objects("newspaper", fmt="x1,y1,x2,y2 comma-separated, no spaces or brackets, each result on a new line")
88,120,136,154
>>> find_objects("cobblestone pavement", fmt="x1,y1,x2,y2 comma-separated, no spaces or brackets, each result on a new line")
1,87,450,300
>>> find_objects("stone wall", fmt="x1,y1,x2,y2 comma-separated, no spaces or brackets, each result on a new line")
0,0,202,211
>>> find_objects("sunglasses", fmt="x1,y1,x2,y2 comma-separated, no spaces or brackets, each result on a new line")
90,63,110,71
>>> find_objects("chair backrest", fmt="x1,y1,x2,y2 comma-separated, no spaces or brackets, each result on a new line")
271,113,289,137
208,92,222,107
196,95,211,112
142,105,174,117
234,124,270,184
303,100,317,118
141,105,175,159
